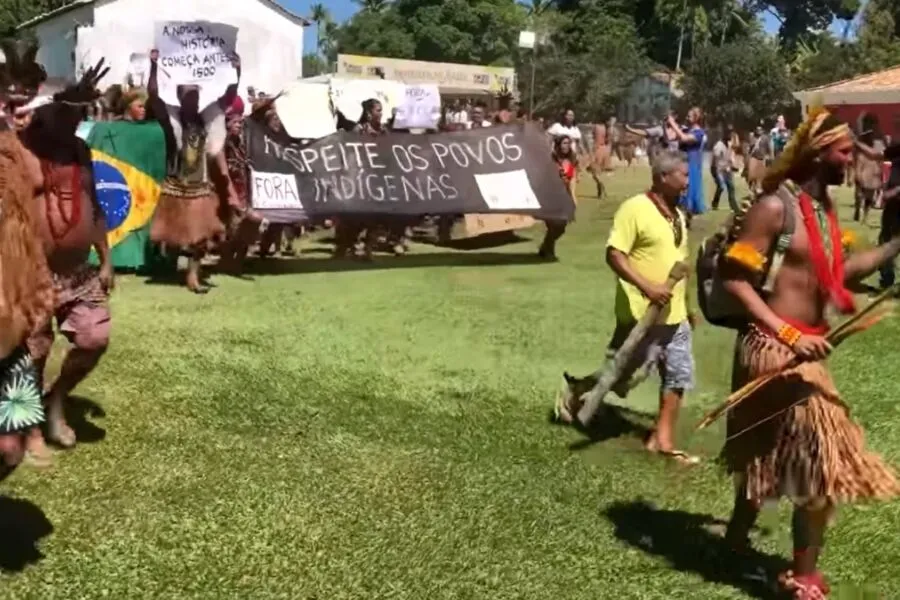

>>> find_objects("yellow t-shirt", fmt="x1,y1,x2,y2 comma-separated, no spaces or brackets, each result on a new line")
607,193,689,325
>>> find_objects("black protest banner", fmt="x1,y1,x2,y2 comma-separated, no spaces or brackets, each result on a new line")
243,120,575,223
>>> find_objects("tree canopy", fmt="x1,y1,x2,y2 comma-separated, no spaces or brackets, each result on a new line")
0,0,69,35
313,0,899,124
681,36,794,128
5,0,900,128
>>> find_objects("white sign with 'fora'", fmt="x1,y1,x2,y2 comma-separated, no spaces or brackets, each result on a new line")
154,21,238,108
250,170,302,209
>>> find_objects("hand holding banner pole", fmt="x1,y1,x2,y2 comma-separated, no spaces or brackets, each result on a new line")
576,262,689,427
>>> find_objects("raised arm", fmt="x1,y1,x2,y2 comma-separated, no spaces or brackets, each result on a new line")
844,229,900,282
667,115,697,144
854,139,884,161
32,59,109,140
145,49,177,164
218,54,241,111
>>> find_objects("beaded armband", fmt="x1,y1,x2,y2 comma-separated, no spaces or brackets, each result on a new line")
724,241,768,273
776,324,802,347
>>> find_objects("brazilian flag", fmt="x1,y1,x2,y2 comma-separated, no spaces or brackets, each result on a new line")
86,121,167,270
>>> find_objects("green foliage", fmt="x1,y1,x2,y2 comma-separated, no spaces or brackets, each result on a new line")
322,0,900,126
302,53,327,77
789,34,859,90
520,1,648,120
855,0,900,74
333,8,416,60
758,0,862,50
681,36,793,127
0,0,70,35
789,1,900,92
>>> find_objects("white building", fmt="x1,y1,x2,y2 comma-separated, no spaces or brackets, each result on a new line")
17,0,308,98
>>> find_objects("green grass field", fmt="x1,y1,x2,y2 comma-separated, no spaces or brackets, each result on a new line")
2,168,897,599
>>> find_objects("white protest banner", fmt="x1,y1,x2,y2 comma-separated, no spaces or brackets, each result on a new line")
275,81,337,140
329,78,403,124
393,84,441,130
250,170,302,209
153,21,238,108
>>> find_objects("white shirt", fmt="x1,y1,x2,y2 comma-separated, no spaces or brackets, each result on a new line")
547,122,582,150
448,110,468,124
467,120,492,129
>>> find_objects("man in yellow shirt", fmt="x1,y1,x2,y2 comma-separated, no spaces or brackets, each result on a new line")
604,149,697,464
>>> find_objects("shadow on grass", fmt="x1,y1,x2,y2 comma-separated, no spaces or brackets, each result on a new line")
410,230,534,251
0,496,53,572
552,404,655,451
143,251,546,284
240,252,545,276
62,396,106,444
603,500,787,600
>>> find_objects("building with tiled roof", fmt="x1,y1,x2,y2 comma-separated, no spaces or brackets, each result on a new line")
794,65,900,137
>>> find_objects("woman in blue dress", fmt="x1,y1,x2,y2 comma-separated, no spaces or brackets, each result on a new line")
667,107,706,216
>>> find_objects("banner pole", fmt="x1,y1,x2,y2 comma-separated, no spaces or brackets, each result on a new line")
529,45,536,119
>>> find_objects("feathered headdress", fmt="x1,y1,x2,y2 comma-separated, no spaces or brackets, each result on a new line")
760,96,851,194
496,85,514,111
0,39,47,102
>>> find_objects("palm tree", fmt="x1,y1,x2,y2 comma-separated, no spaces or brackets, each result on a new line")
520,0,551,16
718,0,751,45
310,3,330,59
353,0,388,12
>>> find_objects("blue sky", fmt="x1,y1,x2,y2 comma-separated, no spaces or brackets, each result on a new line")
282,1,848,55
281,0,356,53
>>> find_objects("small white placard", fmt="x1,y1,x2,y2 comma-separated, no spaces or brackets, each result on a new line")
393,84,441,130
474,170,541,211
250,170,302,209
518,31,536,49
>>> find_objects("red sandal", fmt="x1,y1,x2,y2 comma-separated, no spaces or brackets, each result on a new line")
778,570,830,599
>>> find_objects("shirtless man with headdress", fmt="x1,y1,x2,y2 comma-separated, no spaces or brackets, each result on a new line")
146,49,243,293
719,107,900,598
0,41,55,478
0,47,115,461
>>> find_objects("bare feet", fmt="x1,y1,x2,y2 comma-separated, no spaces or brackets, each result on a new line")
45,395,76,449
24,429,53,467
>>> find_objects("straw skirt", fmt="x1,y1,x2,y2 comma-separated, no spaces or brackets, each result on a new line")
722,326,900,504
150,178,225,249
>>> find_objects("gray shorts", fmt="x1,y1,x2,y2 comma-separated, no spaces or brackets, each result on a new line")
606,320,695,394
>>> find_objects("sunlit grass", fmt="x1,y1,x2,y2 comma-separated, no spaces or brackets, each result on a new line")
0,167,895,599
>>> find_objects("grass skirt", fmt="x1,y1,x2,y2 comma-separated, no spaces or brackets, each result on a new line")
721,326,900,504
150,178,225,250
